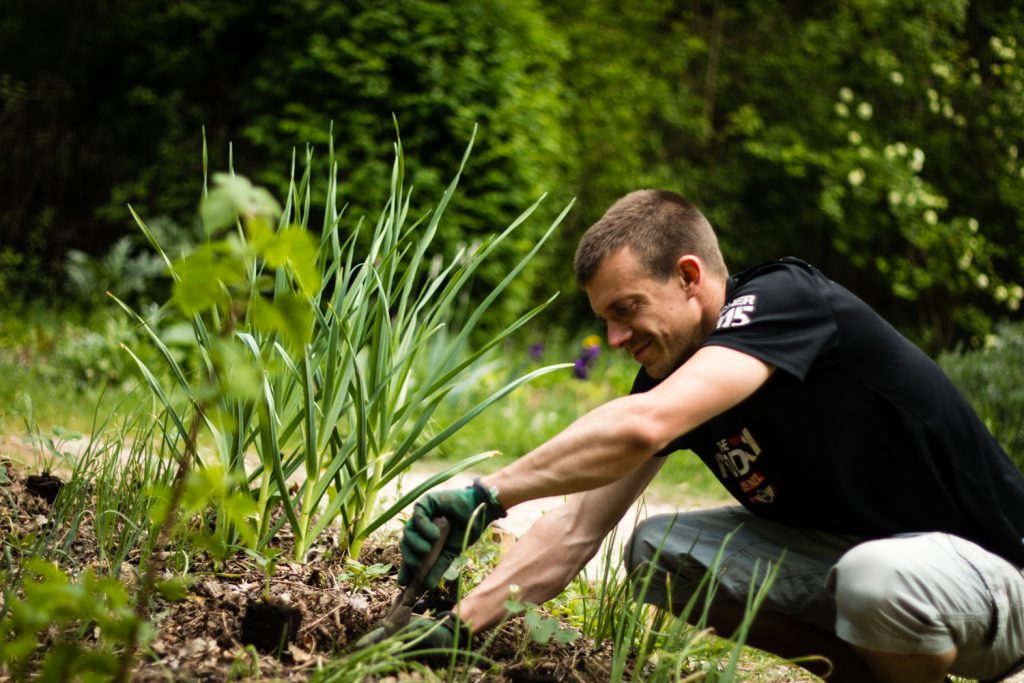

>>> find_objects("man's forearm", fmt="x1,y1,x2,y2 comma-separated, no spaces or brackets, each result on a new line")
481,394,658,509
455,504,602,633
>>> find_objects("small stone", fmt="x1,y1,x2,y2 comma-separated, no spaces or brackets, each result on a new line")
288,643,312,663
349,594,370,613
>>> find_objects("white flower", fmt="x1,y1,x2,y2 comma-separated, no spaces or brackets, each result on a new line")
884,144,897,160
895,142,908,156
924,210,938,225
840,87,855,102
890,71,905,85
848,130,862,145
847,168,865,187
888,190,903,205
995,285,1009,301
958,251,973,270
1013,285,1024,299
857,102,873,120
977,273,990,289
968,218,980,233
911,148,926,172
931,62,951,79
835,102,850,118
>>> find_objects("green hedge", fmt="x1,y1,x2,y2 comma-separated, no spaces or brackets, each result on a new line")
939,322,1024,470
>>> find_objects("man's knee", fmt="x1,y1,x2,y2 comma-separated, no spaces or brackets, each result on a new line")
831,540,909,627
829,538,957,657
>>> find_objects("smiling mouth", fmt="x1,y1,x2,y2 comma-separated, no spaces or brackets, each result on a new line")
630,341,650,361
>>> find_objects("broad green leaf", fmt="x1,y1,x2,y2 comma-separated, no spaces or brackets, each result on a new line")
251,293,313,351
261,226,321,297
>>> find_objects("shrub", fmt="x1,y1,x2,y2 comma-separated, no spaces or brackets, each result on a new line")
939,322,1024,469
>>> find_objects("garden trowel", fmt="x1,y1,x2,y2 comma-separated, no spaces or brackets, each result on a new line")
355,516,450,648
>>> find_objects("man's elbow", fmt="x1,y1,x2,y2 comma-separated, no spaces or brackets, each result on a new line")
619,396,680,456
616,403,669,457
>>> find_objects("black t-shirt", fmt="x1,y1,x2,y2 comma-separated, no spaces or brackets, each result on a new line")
631,258,1024,566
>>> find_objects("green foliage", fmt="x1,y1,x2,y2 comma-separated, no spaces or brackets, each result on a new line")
939,321,1024,469
65,217,198,309
339,559,392,592
1,0,571,322
122,132,571,563
504,591,580,646
5,0,1023,347
545,1,1024,348
715,1,1023,350
0,559,148,682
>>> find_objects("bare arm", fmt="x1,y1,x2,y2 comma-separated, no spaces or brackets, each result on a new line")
482,345,773,509
457,455,665,633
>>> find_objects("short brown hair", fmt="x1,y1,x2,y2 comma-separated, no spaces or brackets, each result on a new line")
574,190,728,286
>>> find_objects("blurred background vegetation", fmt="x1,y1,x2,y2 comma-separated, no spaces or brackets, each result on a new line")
1,0,1023,471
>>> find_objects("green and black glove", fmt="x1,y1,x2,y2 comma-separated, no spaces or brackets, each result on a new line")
398,478,506,588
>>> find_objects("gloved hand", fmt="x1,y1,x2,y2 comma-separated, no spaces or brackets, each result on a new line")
398,478,506,588
404,611,471,652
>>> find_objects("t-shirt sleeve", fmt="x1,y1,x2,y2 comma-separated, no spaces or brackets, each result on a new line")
704,262,838,380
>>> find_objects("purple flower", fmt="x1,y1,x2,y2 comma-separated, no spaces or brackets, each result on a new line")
572,337,602,380
580,344,600,363
572,357,589,380
529,342,544,361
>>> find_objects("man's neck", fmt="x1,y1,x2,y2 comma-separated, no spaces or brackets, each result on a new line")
700,277,729,338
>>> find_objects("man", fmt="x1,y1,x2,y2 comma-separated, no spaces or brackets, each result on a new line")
398,189,1024,682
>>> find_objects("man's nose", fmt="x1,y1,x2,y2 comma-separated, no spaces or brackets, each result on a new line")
607,322,632,349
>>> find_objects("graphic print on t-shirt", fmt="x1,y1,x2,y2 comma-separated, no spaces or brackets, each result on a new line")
716,294,757,329
714,428,775,504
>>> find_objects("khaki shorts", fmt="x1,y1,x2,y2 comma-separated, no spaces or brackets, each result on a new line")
625,506,1024,681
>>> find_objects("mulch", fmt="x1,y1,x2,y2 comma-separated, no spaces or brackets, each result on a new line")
0,461,618,682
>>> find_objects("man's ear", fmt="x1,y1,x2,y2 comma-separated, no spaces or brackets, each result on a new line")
675,255,703,292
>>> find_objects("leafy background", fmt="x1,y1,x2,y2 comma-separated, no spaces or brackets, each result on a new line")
2,0,1023,349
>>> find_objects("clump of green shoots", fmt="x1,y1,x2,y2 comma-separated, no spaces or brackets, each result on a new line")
116,124,572,567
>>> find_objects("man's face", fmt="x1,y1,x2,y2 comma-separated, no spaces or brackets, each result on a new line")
584,247,706,379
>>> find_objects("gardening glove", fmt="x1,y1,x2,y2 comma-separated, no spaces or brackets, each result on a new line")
398,477,506,588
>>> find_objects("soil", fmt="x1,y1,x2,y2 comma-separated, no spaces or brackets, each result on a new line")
0,461,627,682
0,459,820,682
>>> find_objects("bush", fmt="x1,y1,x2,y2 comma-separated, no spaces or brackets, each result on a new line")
939,322,1024,469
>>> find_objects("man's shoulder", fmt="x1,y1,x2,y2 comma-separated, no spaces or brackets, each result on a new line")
729,257,820,288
